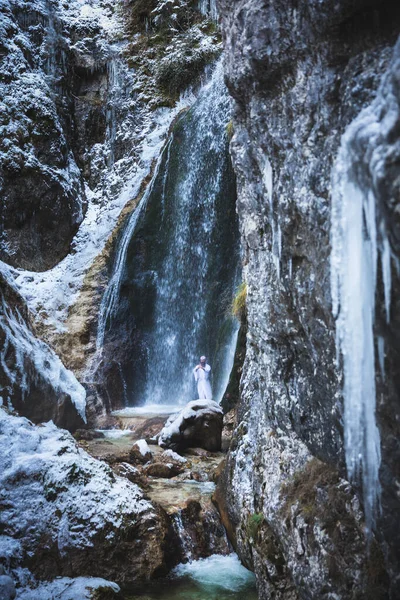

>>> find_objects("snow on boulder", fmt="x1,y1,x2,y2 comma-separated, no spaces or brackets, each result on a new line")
158,400,223,452
129,439,153,464
16,577,120,600
161,449,187,464
0,409,170,587
0,574,16,600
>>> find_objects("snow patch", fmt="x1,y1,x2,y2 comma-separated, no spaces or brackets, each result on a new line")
16,576,120,600
135,439,151,457
162,449,187,463
0,409,153,567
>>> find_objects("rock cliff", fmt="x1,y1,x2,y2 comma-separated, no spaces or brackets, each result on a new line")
218,0,400,597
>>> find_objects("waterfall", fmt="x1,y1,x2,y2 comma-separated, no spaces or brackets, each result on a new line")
96,139,173,351
172,513,193,562
330,91,394,530
97,60,240,407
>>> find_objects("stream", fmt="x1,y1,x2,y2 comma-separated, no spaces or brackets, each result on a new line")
126,554,257,600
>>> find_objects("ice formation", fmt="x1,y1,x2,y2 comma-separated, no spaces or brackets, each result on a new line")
330,67,397,528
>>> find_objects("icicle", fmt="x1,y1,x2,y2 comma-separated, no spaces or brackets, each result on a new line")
330,107,388,532
380,222,392,323
198,0,218,21
377,336,385,378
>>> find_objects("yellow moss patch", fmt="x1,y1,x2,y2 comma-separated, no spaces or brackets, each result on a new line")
231,282,247,322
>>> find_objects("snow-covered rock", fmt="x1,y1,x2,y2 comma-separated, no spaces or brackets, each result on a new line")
129,439,153,464
158,400,223,451
162,449,187,463
0,273,86,431
0,409,170,588
0,574,16,600
16,577,119,600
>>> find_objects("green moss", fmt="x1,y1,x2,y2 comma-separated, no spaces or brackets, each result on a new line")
247,512,264,540
226,120,234,140
231,282,247,322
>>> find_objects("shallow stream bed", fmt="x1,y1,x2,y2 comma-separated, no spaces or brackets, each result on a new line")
125,554,257,600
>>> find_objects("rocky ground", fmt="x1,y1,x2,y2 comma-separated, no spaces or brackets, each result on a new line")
0,404,235,598
76,407,237,564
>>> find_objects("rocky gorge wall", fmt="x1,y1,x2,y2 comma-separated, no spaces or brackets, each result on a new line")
217,0,400,598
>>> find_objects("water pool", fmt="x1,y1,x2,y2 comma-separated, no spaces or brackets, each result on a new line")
126,554,257,600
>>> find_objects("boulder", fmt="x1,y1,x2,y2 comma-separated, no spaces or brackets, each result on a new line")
0,575,16,600
113,462,147,487
160,449,187,464
74,429,105,441
158,400,223,452
184,447,211,457
129,439,153,464
0,409,171,586
144,462,182,479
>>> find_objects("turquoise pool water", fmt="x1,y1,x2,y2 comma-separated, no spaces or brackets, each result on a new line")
126,554,258,600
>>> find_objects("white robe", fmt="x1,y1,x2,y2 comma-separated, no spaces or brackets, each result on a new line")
193,364,212,400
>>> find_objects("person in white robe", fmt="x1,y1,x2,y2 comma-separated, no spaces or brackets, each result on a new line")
193,355,212,400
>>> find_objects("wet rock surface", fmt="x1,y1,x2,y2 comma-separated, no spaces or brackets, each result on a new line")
218,0,400,597
158,400,224,452
78,410,234,567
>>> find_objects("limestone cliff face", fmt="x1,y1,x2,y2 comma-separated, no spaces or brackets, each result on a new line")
218,0,400,597
0,0,86,270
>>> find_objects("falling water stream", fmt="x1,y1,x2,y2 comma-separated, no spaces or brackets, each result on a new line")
97,60,240,408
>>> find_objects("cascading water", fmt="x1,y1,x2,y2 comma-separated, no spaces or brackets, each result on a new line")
97,60,240,408
96,142,172,351
330,86,394,530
